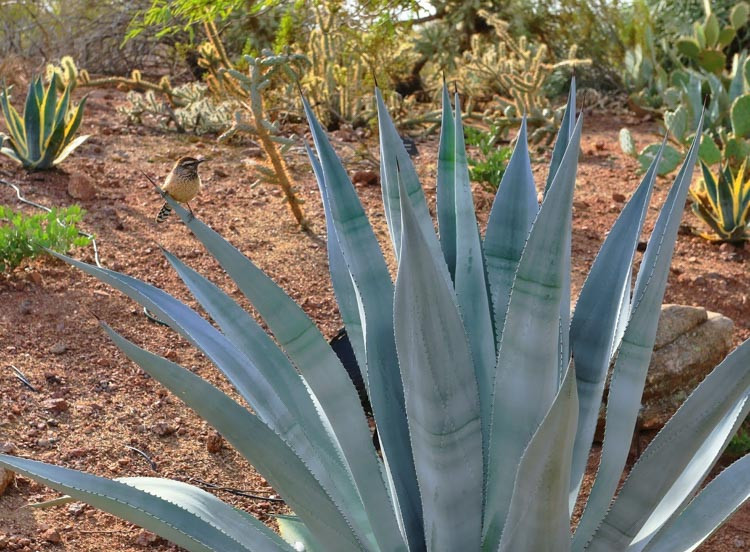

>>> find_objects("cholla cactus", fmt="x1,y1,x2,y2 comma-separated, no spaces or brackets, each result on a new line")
462,10,590,143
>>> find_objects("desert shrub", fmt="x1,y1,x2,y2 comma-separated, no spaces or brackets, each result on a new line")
465,124,512,193
0,205,92,272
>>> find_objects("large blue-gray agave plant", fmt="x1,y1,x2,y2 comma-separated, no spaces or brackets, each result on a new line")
1,80,749,552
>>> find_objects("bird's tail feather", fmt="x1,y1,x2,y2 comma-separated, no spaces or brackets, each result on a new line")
156,202,172,223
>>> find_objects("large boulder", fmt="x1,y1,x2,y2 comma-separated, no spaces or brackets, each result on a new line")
597,304,734,437
640,305,734,429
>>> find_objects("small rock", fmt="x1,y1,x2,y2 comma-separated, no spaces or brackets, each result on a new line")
637,240,648,252
134,530,164,547
27,271,42,285
67,503,85,517
206,432,223,454
50,342,68,355
734,537,745,548
0,442,16,454
0,468,14,495
43,398,69,413
153,422,176,437
612,192,626,202
18,300,32,315
352,170,379,187
42,528,61,544
67,173,96,200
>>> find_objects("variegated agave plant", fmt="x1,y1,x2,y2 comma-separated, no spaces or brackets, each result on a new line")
1,80,749,552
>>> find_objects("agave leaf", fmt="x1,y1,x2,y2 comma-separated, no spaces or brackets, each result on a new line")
483,118,538,349
0,90,27,154
35,120,69,169
62,95,88,145
375,88,450,289
303,96,424,549
164,200,405,551
394,171,483,550
51,253,355,488
482,114,583,549
545,76,576,194
40,73,58,147
452,93,496,457
160,249,374,545
0,456,291,552
22,77,41,161
51,134,88,166
568,142,662,505
0,146,22,164
642,453,750,552
277,515,323,551
498,364,577,552
573,118,703,550
306,143,367,387
586,340,750,551
102,324,363,551
436,83,457,280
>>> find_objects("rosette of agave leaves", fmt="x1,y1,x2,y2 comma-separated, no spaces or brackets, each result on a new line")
1,79,749,552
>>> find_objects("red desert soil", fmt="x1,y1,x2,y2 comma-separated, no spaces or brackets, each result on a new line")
0,89,748,551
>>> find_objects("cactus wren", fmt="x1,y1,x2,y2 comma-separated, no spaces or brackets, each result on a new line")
156,156,206,223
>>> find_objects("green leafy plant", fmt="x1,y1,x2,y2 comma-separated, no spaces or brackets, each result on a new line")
620,2,750,176
464,124,512,193
1,81,749,552
689,160,750,243
0,205,92,272
0,74,88,170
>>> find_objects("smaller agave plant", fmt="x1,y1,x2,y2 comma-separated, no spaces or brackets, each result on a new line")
0,79,749,552
690,160,750,243
0,74,88,170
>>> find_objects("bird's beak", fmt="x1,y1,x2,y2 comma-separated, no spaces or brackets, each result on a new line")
196,157,208,164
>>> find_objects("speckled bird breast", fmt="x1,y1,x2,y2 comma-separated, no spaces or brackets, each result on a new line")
162,172,201,203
